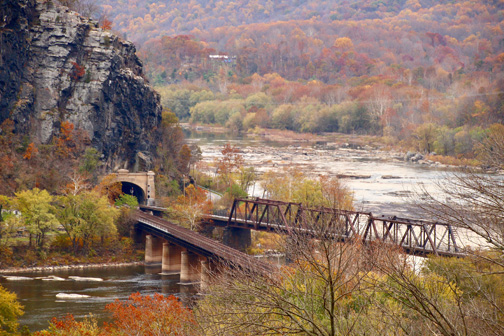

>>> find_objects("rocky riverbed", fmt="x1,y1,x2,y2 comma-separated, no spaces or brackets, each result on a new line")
187,133,460,217
199,142,453,177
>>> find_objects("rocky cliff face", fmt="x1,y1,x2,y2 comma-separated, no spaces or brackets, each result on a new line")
0,0,161,170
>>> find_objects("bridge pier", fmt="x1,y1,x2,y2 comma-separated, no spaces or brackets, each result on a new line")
223,227,251,252
145,235,162,264
200,258,210,292
162,242,182,274
180,250,201,284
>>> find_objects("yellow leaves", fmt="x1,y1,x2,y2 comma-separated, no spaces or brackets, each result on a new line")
0,285,24,334
171,185,212,230
334,37,354,50
472,100,489,118
261,168,354,209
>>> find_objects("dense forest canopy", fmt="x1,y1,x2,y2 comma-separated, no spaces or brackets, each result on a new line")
92,0,504,158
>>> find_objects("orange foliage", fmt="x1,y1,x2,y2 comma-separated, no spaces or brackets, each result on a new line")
105,293,196,335
216,144,244,187
94,174,123,204
35,294,196,335
56,121,75,158
34,314,105,336
100,16,113,30
23,142,38,160
171,184,212,230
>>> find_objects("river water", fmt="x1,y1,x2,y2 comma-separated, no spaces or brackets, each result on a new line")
0,265,197,332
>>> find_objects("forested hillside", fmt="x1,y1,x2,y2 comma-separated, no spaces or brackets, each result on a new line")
99,0,504,159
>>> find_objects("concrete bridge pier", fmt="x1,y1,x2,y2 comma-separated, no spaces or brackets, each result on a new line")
145,235,163,264
223,227,252,252
162,242,182,274
180,250,201,284
200,258,210,292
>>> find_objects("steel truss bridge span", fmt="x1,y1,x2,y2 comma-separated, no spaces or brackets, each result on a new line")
224,198,463,257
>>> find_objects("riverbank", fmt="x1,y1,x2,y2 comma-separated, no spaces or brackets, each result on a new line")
0,261,145,274
185,124,489,170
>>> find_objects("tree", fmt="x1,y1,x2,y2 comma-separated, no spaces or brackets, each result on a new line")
79,147,101,178
171,184,212,231
63,170,91,196
56,191,119,255
261,169,354,209
35,315,101,336
405,130,504,334
99,15,112,30
76,191,119,253
0,285,24,335
94,174,122,204
0,196,20,250
105,293,196,335
413,123,438,153
155,109,186,179
478,123,504,169
215,144,244,189
319,176,354,210
15,188,59,251
370,253,468,336
195,212,376,335
238,167,257,194
37,294,196,336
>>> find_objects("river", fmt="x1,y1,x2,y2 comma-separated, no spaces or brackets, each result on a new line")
0,265,198,332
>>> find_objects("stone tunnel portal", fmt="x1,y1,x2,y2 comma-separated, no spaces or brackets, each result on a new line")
114,169,156,205
121,182,146,205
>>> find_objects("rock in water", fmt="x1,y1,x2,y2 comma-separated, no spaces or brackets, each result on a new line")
56,293,91,299
68,276,103,281
2,276,34,281
0,0,161,170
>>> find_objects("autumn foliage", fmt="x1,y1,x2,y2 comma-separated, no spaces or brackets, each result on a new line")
90,0,504,160
100,16,113,30
36,293,196,335
70,61,85,81
105,293,195,335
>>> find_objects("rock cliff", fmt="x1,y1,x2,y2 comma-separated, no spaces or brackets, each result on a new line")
0,0,161,170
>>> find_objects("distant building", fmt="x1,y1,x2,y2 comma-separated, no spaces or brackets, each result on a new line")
209,54,236,63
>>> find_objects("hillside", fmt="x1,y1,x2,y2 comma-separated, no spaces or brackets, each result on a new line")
98,0,503,160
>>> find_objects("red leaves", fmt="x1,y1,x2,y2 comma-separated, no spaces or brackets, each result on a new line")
36,294,196,335
100,17,113,30
70,62,85,81
105,292,196,335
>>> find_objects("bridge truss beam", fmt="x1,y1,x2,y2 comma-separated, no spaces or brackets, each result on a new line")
227,198,463,257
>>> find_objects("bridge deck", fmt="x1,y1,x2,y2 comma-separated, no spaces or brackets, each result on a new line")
134,211,274,274
140,200,466,258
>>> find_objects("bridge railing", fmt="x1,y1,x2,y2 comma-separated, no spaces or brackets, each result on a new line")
227,198,462,256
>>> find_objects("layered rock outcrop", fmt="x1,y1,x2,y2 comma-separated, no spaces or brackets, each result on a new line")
0,0,161,170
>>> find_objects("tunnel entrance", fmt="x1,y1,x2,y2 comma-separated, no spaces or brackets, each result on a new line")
121,182,146,205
